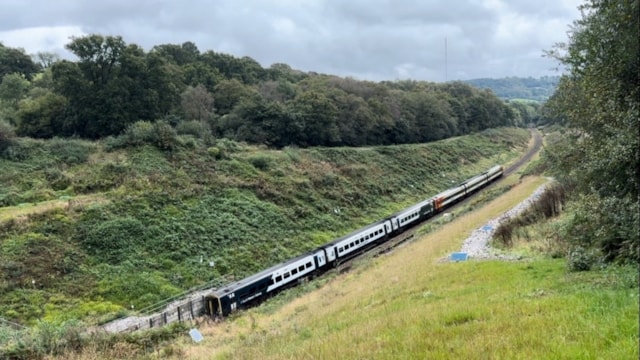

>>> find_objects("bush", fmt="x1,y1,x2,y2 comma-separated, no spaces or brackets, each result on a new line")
82,217,146,262
0,119,16,152
567,246,597,272
104,121,179,152
153,121,178,151
248,154,271,170
126,121,156,146
175,120,210,138
43,168,71,191
45,137,94,165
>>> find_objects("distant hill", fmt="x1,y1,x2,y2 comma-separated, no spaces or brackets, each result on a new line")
464,76,560,102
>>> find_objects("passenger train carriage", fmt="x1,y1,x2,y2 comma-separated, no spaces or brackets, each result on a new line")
206,165,503,318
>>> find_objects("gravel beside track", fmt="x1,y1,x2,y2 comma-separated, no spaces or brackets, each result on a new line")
458,181,550,261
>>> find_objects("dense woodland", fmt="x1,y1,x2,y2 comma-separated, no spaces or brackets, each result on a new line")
464,76,559,101
0,36,532,149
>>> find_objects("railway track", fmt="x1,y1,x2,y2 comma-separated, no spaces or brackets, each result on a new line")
336,128,543,273
102,129,543,331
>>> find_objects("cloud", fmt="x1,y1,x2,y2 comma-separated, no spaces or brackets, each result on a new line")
0,0,583,81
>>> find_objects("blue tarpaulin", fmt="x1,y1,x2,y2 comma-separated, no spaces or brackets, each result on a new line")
450,252,468,261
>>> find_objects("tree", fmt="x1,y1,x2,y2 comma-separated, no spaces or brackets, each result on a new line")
181,84,214,121
544,0,639,263
34,52,61,69
52,35,182,138
289,90,340,146
66,35,126,86
0,43,40,80
151,41,200,66
0,73,30,108
213,79,254,115
16,91,68,138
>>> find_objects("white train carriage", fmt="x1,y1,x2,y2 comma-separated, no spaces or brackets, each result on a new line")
388,198,435,232
323,220,391,263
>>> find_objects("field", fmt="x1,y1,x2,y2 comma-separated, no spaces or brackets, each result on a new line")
173,175,638,360
2,128,636,359
1,128,529,327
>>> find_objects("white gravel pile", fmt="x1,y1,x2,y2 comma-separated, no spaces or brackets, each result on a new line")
458,182,550,261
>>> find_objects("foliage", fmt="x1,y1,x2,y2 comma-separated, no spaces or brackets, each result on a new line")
493,182,567,248
464,76,559,101
543,0,639,264
0,43,41,80
4,33,522,147
0,118,15,152
0,319,187,359
0,128,530,326
106,120,178,151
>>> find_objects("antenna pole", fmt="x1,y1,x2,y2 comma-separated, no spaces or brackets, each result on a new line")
445,36,448,82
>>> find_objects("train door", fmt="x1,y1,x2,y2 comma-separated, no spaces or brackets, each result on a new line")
325,247,336,262
206,296,220,317
315,251,327,268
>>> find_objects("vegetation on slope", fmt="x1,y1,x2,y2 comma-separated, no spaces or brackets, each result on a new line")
136,176,638,360
0,127,530,329
464,76,559,102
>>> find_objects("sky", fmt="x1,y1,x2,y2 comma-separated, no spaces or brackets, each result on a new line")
0,0,584,82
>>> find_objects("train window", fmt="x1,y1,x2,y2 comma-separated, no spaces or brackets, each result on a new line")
284,273,290,279
338,247,343,252
275,275,282,282
306,262,312,268
298,265,304,272
291,268,298,275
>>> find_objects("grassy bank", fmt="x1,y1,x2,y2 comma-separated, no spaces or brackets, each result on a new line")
1,128,530,327
172,176,638,360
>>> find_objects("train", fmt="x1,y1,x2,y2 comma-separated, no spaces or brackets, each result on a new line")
205,164,504,318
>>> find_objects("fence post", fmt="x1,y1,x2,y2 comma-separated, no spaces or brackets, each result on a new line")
178,306,182,322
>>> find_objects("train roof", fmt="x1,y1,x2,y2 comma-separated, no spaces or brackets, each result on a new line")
318,219,390,248
387,197,434,219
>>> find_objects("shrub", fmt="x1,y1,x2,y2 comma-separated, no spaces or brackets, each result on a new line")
567,246,597,272
82,217,146,262
153,121,178,151
43,168,71,191
248,154,271,170
0,119,16,152
105,121,179,152
45,137,94,165
125,121,156,146
175,120,209,138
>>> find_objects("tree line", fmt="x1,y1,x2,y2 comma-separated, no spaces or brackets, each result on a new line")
542,0,638,264
0,36,525,148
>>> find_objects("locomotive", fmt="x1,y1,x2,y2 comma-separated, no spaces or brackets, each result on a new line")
205,165,504,317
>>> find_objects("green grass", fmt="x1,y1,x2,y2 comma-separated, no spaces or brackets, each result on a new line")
178,176,638,360
0,127,531,327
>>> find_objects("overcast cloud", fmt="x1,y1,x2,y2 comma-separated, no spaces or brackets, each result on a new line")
0,0,583,82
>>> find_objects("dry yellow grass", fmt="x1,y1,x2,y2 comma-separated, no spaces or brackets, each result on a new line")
177,175,551,359
0,194,108,222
